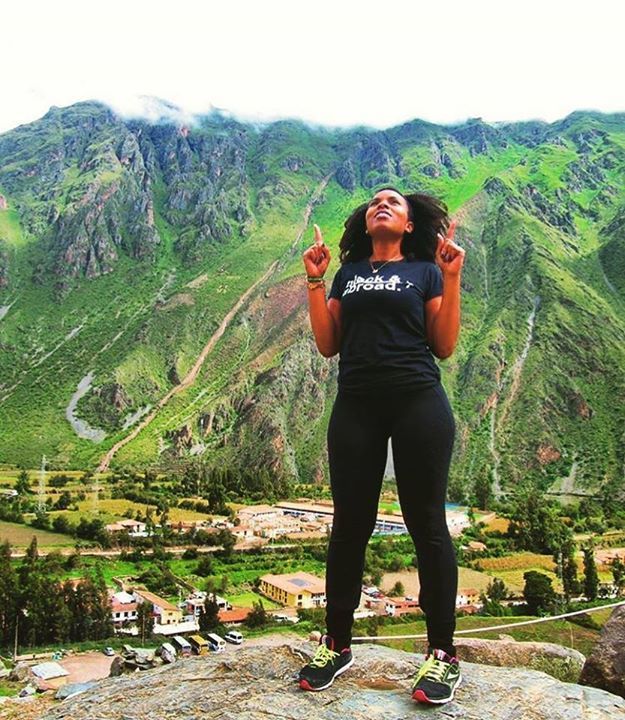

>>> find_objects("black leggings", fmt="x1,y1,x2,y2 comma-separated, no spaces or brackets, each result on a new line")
324,383,458,655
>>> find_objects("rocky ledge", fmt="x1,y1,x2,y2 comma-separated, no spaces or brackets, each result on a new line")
39,642,625,720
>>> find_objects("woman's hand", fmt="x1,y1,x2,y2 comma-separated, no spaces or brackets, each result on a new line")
303,224,331,278
435,220,465,277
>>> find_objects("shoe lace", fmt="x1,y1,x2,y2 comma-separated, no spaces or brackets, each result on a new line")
309,642,339,668
413,655,449,686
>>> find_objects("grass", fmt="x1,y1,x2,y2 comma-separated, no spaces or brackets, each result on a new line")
226,591,281,609
0,520,75,548
0,682,18,697
366,614,603,658
381,566,493,595
477,552,556,572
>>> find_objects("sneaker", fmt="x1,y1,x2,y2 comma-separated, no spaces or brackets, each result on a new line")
298,635,354,691
411,648,462,704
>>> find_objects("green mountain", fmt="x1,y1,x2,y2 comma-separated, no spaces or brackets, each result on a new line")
1,102,624,502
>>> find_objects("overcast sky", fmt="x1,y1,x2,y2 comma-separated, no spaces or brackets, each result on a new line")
2,0,624,134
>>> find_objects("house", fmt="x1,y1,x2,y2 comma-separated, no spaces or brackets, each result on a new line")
237,505,283,526
105,519,149,537
254,516,302,539
259,572,326,608
218,607,252,625
465,540,487,553
183,592,231,619
456,588,481,607
167,520,208,534
230,524,255,540
135,589,183,625
110,590,139,625
384,597,421,617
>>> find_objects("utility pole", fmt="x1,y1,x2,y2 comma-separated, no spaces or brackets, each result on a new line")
13,609,28,662
13,612,19,662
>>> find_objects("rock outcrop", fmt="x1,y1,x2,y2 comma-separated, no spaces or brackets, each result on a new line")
580,604,625,698
40,642,625,720
455,636,586,675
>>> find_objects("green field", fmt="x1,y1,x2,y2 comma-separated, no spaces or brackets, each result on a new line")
226,591,281,609
0,520,76,548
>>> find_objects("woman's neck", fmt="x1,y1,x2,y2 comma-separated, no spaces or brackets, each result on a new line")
369,238,404,261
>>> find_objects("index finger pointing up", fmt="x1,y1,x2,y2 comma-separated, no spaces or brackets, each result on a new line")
313,223,323,246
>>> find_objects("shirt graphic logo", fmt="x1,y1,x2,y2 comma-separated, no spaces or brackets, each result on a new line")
343,274,402,296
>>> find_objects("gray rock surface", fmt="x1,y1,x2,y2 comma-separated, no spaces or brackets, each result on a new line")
41,642,625,720
8,662,33,682
580,604,625,698
456,636,586,672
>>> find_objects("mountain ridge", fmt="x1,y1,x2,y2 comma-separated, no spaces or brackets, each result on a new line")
1,103,624,503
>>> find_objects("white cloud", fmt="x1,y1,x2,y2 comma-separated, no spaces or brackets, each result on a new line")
1,0,624,134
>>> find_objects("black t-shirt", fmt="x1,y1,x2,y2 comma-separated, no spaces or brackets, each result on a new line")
328,258,443,393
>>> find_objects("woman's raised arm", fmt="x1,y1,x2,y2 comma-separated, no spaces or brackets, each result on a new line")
303,224,341,357
425,221,464,359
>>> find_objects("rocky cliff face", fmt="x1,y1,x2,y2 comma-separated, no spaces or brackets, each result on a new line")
37,642,625,720
1,105,624,499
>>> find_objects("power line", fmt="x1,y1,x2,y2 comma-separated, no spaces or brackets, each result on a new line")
352,599,625,642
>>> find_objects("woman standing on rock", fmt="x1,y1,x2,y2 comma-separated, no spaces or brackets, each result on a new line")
298,186,465,705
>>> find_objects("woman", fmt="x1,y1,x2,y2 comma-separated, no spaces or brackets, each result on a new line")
297,187,465,705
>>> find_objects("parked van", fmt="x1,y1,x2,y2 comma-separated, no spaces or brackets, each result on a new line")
189,635,209,655
206,633,226,652
224,631,243,645
159,642,177,663
172,635,192,657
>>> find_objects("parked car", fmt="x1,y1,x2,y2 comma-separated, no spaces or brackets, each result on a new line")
274,614,299,624
224,631,243,645
103,647,115,656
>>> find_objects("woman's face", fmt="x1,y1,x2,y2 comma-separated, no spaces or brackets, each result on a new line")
365,189,414,238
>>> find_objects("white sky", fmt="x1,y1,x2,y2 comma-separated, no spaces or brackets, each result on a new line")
2,0,625,134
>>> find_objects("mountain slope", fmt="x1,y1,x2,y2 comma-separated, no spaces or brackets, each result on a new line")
1,104,624,501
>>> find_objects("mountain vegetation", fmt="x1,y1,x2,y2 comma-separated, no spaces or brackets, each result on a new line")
1,102,624,504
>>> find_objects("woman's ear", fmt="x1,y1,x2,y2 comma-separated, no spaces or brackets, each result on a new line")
405,220,414,234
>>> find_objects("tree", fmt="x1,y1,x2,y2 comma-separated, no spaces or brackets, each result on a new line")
199,593,220,632
508,485,569,554
31,508,50,530
523,571,556,615
583,542,599,601
553,533,580,603
49,474,70,488
15,469,31,496
54,491,72,510
388,581,405,597
480,576,511,616
474,470,493,511
136,601,155,643
87,566,114,639
52,515,73,534
611,556,625,596
365,614,382,637
245,600,268,628
195,556,214,577
216,529,236,559
0,541,17,646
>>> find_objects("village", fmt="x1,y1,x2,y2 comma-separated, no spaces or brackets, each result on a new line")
105,501,479,636
0,500,488,697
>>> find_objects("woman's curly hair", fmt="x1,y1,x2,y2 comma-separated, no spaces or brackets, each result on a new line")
338,187,450,265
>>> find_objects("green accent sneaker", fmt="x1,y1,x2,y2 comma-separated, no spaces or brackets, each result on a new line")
412,648,462,704
298,635,354,691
